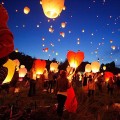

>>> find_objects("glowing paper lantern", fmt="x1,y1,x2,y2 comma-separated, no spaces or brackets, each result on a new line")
118,73,120,77
24,6,30,14
60,32,65,37
13,59,20,67
91,61,100,73
34,59,46,74
67,50,84,68
61,22,66,28
49,27,54,33
19,67,27,81
20,65,25,68
13,59,20,71
50,62,59,72
104,71,113,82
15,48,18,52
85,64,91,72
103,65,106,70
111,46,116,50
2,59,16,84
41,0,65,19
110,40,113,43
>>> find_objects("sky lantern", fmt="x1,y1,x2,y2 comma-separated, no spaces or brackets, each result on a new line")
24,6,30,14
49,27,54,33
41,0,65,19
111,45,116,50
13,59,20,71
110,40,113,43
50,62,59,72
43,47,48,52
19,67,27,81
104,71,113,82
60,32,65,37
91,61,100,73
15,48,18,52
85,64,91,72
103,65,106,70
34,59,46,74
61,22,66,28
67,50,84,69
20,65,25,68
2,59,16,84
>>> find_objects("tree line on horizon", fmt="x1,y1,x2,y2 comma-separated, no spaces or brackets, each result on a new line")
9,51,120,75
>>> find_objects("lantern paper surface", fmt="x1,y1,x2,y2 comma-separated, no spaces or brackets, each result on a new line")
67,50,84,68
34,59,46,74
104,71,113,82
2,59,16,84
103,66,106,70
24,6,30,14
19,67,27,78
50,62,58,72
91,61,100,73
41,0,65,18
85,64,91,72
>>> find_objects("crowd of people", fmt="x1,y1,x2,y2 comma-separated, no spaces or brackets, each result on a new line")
0,4,120,120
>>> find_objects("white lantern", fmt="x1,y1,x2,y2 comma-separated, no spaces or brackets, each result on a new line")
91,61,100,73
41,0,65,19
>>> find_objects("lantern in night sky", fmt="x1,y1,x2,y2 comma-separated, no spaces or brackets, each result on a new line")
34,59,46,74
24,6,30,14
41,0,65,19
91,61,100,73
111,46,116,50
13,59,20,71
19,67,27,81
15,48,18,52
50,62,59,72
60,32,65,37
104,71,113,82
85,64,91,72
2,59,16,84
110,40,113,43
103,65,106,70
67,50,84,68
61,22,66,28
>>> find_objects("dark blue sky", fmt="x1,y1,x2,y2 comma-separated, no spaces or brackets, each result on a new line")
1,0,120,67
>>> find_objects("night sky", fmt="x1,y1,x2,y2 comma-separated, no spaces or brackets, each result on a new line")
1,0,120,67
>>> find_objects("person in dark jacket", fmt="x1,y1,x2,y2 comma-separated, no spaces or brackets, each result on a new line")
55,70,70,119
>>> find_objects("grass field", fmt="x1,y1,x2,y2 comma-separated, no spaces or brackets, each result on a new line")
0,81,120,120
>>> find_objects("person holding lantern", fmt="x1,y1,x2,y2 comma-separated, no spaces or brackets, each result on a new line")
0,4,14,92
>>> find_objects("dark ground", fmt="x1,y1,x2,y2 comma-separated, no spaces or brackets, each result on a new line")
0,81,120,120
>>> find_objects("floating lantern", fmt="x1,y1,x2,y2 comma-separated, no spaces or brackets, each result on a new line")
103,65,106,70
67,50,84,68
104,71,113,82
13,59,20,71
50,62,59,72
15,48,18,52
91,61,100,73
24,6,30,14
61,22,66,28
3,59,16,84
49,27,54,33
19,67,27,81
41,0,65,19
111,46,116,50
34,59,46,74
60,32,65,37
85,64,91,72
